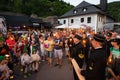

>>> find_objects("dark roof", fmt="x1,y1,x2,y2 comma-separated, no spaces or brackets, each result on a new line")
42,22,52,27
30,18,43,23
60,1,105,18
0,12,30,26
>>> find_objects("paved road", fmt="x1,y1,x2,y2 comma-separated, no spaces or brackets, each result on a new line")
14,58,74,80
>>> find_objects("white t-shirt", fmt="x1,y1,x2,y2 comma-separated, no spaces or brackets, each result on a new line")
21,54,31,65
31,53,41,62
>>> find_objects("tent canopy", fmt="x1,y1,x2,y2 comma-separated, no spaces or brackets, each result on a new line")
55,24,80,29
55,24,67,28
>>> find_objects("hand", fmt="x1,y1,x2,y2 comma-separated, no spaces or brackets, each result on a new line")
69,57,73,61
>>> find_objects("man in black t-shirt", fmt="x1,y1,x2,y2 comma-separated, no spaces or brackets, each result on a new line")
54,33,63,68
81,34,107,80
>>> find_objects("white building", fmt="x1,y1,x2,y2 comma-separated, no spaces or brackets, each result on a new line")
58,0,114,32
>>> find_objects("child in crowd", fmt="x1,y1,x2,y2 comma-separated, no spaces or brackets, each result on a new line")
21,46,31,78
39,35,46,61
31,47,41,72
0,56,13,80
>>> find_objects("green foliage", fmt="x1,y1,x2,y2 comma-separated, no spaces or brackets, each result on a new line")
0,0,73,17
107,1,120,22
0,0,119,22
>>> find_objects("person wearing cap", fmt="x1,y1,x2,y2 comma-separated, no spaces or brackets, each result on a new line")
106,32,113,58
70,34,84,80
81,34,107,80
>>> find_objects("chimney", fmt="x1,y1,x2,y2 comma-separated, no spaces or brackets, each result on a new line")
100,0,107,12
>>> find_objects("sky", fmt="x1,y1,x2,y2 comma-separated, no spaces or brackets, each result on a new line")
63,0,120,6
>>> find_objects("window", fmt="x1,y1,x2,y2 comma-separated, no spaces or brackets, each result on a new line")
63,20,66,24
82,8,87,12
81,18,84,23
58,21,60,24
87,17,91,23
73,10,77,14
71,19,74,23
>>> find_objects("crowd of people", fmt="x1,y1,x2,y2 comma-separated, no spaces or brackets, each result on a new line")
0,28,120,80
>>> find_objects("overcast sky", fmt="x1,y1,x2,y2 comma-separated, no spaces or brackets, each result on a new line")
63,0,120,6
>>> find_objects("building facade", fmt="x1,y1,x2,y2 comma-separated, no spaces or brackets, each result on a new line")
58,0,114,32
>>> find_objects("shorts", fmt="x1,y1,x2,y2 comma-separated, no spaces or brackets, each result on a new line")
46,51,53,58
54,49,63,59
41,49,46,56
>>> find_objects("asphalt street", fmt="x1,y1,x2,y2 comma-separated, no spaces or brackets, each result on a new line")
14,58,73,80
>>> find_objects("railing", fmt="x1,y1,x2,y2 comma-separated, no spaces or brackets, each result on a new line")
71,59,85,80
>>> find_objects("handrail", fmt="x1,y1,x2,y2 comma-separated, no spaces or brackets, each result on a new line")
71,59,85,80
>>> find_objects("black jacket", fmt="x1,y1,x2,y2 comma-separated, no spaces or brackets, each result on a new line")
81,48,107,80
70,42,84,68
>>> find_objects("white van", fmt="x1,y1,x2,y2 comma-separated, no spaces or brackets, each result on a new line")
0,17,7,35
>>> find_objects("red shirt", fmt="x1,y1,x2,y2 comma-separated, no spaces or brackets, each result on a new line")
6,39,16,50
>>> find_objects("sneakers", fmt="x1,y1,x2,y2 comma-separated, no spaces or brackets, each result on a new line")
54,63,59,67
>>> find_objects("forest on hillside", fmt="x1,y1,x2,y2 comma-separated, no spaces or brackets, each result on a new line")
107,1,120,22
0,0,119,21
0,0,74,17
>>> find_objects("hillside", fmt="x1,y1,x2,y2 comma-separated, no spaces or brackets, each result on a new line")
0,0,74,17
107,1,120,22
0,0,119,21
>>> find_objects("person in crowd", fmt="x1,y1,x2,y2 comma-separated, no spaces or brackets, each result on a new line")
21,46,31,78
30,33,38,55
6,34,16,67
81,34,107,80
81,32,90,64
44,36,55,66
54,33,63,68
111,31,117,39
0,33,13,77
21,32,27,41
15,36,24,64
108,38,120,79
105,32,113,58
70,34,84,80
13,31,19,42
64,39,69,57
0,56,13,80
39,35,46,61
31,47,41,72
6,35,16,51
